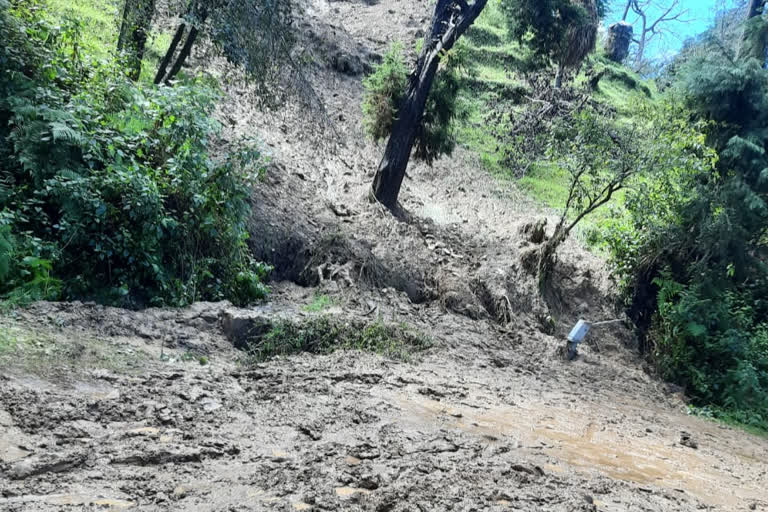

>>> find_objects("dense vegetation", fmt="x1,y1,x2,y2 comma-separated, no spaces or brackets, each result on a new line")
0,0,270,307
611,24,768,428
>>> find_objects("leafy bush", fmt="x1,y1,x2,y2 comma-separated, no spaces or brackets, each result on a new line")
0,0,270,307
653,275,768,428
606,56,768,429
361,42,468,164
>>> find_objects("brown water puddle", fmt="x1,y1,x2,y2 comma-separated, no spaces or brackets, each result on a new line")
392,392,768,508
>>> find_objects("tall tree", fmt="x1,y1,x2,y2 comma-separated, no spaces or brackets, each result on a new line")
117,0,156,80
371,0,488,210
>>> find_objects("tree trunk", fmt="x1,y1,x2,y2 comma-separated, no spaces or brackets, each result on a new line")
155,1,208,85
117,0,155,81
371,48,442,208
164,26,200,83
154,23,186,84
554,64,564,89
537,225,566,290
748,0,765,19
371,0,488,210
739,0,766,61
635,12,647,66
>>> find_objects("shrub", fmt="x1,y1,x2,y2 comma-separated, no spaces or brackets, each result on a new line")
362,42,409,142
0,0,270,307
362,41,468,164
241,317,432,363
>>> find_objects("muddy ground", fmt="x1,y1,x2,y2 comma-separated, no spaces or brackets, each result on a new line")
2,0,768,510
1,300,767,512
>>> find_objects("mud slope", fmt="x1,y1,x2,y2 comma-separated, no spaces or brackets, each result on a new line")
2,0,768,511
1,303,767,512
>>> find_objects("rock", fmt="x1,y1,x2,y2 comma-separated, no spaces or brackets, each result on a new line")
220,309,274,349
510,463,545,476
8,451,87,480
680,431,698,449
605,22,633,63
173,485,192,499
110,448,204,466
331,51,363,76
356,473,381,490
297,422,323,441
200,398,222,413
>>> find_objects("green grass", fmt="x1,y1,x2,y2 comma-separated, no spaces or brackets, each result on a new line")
689,405,768,439
303,294,335,313
45,0,173,82
0,320,151,375
47,0,121,55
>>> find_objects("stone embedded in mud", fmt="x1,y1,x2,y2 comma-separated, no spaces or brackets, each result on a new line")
510,463,545,477
110,448,203,466
220,309,276,349
8,451,87,480
350,443,380,460
679,431,698,450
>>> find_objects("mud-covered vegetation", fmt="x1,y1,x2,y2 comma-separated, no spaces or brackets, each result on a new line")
240,317,432,363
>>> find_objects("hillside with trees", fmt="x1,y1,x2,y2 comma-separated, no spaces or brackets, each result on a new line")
1,0,767,510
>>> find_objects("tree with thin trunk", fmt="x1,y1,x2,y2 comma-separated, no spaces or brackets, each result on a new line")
154,0,208,84
620,0,691,68
153,0,309,113
371,0,488,210
536,106,665,293
118,0,156,80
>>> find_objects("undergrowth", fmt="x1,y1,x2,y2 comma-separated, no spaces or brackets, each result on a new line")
240,317,432,363
0,0,270,307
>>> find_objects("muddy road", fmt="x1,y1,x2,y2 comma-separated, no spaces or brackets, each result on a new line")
1,302,766,512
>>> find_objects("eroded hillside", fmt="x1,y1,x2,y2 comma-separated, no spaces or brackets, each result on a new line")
1,1,767,511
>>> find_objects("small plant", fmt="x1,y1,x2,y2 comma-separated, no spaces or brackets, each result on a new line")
303,294,334,312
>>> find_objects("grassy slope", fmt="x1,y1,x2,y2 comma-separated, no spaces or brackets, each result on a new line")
45,0,172,82
454,5,657,241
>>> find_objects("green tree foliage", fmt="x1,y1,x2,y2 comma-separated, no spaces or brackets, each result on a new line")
608,43,768,428
501,0,605,79
0,0,270,307
362,43,409,142
155,0,309,111
362,43,468,165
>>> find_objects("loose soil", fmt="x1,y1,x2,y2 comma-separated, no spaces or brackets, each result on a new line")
1,0,767,510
